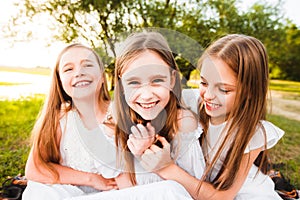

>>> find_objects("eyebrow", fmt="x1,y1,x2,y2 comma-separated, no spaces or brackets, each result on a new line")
124,74,168,82
80,59,94,64
61,59,94,69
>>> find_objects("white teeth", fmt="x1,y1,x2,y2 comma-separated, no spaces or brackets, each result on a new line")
74,81,91,87
207,102,220,108
139,102,156,109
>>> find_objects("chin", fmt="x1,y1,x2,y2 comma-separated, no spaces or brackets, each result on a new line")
138,111,161,121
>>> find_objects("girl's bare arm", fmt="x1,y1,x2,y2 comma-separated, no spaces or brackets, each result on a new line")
156,147,261,200
25,125,117,191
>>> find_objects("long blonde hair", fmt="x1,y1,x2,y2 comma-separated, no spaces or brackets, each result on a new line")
198,34,269,190
114,31,184,184
31,43,110,181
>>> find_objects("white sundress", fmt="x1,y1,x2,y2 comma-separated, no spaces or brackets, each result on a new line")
65,124,206,200
22,110,120,200
205,120,284,200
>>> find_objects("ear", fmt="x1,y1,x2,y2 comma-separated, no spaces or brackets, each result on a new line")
170,70,177,89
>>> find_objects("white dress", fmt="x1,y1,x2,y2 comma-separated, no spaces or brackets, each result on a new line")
65,125,205,200
22,110,120,200
204,120,284,200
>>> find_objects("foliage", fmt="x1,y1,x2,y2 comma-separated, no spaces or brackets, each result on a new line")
7,0,299,83
272,24,300,81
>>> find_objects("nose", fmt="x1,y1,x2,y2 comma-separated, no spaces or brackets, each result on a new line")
138,84,154,100
204,86,215,100
74,66,85,77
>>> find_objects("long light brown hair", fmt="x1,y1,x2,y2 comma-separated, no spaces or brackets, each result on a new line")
198,34,269,190
114,31,184,184
31,43,110,181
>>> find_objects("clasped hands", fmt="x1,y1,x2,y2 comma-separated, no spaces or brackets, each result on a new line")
127,122,173,172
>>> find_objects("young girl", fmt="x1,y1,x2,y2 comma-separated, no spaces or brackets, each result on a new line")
139,34,284,199
65,31,204,200
113,31,205,187
22,43,120,199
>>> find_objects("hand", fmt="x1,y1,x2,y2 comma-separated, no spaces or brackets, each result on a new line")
89,173,118,191
127,123,156,156
140,135,173,172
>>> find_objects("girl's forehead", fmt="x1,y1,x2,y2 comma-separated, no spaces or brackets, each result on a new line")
60,47,96,63
121,50,169,75
121,64,171,81
201,57,237,85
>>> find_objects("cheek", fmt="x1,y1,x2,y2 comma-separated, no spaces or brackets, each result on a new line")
199,88,205,98
59,75,68,89
123,88,136,104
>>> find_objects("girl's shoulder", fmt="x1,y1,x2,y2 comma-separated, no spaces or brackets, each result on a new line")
245,120,284,153
177,108,198,133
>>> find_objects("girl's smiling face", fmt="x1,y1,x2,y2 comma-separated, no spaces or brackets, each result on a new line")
58,47,103,100
120,50,175,120
199,56,237,125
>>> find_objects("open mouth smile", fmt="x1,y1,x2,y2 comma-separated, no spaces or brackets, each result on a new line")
72,80,92,87
137,101,159,109
205,102,221,110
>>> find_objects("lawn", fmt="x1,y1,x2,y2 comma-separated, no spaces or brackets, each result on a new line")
0,96,44,179
0,80,299,189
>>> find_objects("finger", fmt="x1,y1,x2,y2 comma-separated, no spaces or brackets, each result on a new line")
141,152,156,163
149,144,162,152
102,185,117,191
128,134,136,140
136,124,149,138
146,122,156,138
106,179,117,186
131,125,142,138
156,135,170,148
127,139,136,152
143,148,155,155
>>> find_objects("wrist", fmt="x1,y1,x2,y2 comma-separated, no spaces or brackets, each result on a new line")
156,162,177,179
85,172,96,187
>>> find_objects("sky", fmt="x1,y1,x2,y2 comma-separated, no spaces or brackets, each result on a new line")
0,0,299,69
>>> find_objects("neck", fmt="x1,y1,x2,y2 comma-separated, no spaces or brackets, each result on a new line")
73,97,108,130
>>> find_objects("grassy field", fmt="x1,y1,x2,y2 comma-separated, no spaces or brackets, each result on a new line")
269,79,300,95
0,79,299,189
0,95,44,182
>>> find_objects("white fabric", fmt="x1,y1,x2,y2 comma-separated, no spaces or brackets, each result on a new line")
60,123,205,200
182,88,200,113
245,120,285,153
22,110,120,200
205,120,284,200
60,111,120,179
22,181,85,200
65,180,193,200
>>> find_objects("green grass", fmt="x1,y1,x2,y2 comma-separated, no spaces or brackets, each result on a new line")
269,80,300,95
267,115,300,188
0,95,44,182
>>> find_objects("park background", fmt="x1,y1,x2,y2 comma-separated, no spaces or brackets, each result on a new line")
0,0,300,190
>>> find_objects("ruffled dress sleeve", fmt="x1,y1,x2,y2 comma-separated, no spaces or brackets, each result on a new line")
244,120,284,153
171,124,205,179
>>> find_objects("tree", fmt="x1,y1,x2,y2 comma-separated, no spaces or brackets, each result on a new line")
8,0,299,82
274,23,300,81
